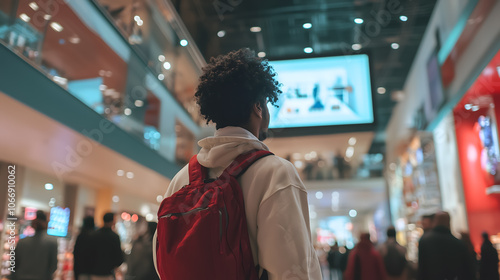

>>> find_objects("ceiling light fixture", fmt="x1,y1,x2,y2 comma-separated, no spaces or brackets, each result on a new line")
351,43,362,51
348,137,357,145
135,100,144,107
29,2,39,11
346,146,355,158
304,47,313,54
472,105,480,111
354,18,364,24
158,74,165,81
377,87,386,94
349,209,357,217
50,22,63,32
315,191,323,199
217,30,226,37
303,23,312,29
250,26,261,32
126,172,134,179
180,39,188,46
112,195,120,203
391,43,400,49
45,183,54,190
158,55,165,62
163,62,171,70
19,13,30,22
117,170,124,176
400,15,408,22
464,104,472,110
124,108,132,115
258,52,266,58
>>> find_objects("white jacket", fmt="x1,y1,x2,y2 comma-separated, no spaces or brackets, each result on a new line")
154,127,322,280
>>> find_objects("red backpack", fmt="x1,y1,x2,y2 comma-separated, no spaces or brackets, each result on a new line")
156,150,273,280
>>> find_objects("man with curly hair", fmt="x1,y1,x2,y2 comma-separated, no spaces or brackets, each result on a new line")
154,48,321,279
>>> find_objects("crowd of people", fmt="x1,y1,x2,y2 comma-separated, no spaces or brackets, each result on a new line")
8,211,158,280
318,211,500,280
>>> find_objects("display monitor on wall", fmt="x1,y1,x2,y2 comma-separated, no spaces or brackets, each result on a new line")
267,54,375,135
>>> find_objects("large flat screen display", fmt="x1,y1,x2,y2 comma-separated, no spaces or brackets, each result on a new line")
267,54,374,130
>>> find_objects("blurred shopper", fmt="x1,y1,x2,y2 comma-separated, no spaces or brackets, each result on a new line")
378,227,407,280
420,213,435,239
126,221,159,280
153,49,321,279
9,210,58,280
327,242,343,280
74,216,96,280
91,212,124,280
344,233,386,280
460,232,478,279
339,246,350,277
479,232,500,280
418,211,475,280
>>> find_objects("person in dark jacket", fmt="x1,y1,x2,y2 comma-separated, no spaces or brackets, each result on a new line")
479,231,499,280
126,221,159,280
418,211,475,280
344,233,386,280
74,216,96,280
90,212,124,280
9,210,58,280
460,232,478,279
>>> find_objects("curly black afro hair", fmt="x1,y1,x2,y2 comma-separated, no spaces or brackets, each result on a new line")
195,48,282,129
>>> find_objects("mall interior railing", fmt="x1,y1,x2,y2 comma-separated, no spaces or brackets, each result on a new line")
0,0,203,164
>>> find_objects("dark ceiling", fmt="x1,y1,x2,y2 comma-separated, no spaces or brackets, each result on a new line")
173,0,437,150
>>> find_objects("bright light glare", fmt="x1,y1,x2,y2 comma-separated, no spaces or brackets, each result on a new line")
50,22,63,32
180,39,188,46
346,146,355,158
20,14,30,22
29,2,39,11
45,183,54,190
391,43,400,49
354,18,364,24
250,26,261,32
315,191,323,199
349,209,357,217
303,23,312,29
348,137,357,146
217,30,226,37
400,15,408,22
304,47,313,53
163,62,171,70
377,87,386,94
352,44,362,51
258,52,266,58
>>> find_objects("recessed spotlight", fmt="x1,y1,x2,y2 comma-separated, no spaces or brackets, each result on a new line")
472,105,480,111
315,191,323,199
217,30,226,37
112,195,120,203
19,14,30,22
135,100,144,107
117,170,124,176
391,43,400,49
346,146,355,158
158,74,165,81
351,43,362,51
250,26,261,32
146,213,154,221
464,104,472,110
29,2,39,11
158,55,165,62
69,36,80,44
304,47,313,53
400,15,408,22
258,52,266,58
349,209,357,217
303,23,312,29
377,87,386,94
348,137,357,145
137,20,143,26
163,62,171,70
126,172,134,179
45,183,54,190
124,108,132,115
43,14,51,20
134,15,141,22
180,39,188,46
156,195,163,203
354,18,364,24
50,22,63,32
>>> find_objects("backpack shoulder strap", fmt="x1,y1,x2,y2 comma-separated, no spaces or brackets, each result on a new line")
224,150,274,178
188,155,208,185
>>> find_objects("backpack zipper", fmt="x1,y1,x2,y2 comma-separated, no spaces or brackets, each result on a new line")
159,206,209,218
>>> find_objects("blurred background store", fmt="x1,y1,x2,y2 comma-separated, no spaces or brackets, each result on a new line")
0,0,499,279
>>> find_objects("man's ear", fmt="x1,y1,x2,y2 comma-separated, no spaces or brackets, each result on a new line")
253,102,263,118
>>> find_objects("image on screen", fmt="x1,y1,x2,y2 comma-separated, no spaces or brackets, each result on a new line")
267,54,374,129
